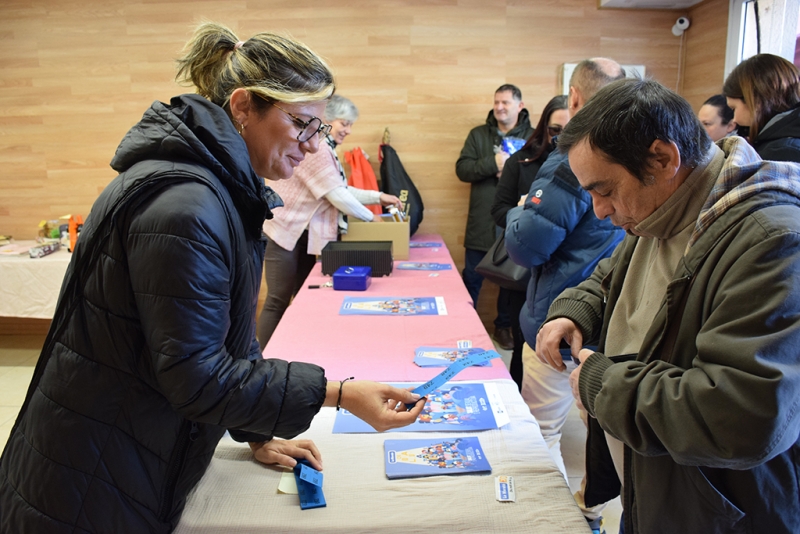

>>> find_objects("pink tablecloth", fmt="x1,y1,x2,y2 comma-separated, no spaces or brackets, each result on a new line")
262,234,511,382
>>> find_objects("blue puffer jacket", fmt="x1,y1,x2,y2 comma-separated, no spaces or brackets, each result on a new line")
0,95,327,533
505,149,623,353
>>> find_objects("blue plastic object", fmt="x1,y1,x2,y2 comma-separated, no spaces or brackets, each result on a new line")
333,266,372,291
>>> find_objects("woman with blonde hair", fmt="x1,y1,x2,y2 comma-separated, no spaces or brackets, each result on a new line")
0,22,422,532
723,53,800,161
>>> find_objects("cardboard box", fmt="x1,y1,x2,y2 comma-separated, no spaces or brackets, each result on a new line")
342,216,410,260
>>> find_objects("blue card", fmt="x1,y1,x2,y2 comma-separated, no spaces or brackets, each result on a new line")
385,436,491,479
396,262,452,271
333,382,508,433
413,346,490,367
339,296,447,316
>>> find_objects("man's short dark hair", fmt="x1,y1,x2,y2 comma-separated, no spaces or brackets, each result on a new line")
496,84,522,101
558,78,712,183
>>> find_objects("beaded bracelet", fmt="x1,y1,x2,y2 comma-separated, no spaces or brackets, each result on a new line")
336,377,354,411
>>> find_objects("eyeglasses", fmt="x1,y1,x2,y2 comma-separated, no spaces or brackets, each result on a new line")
272,103,332,142
547,124,563,137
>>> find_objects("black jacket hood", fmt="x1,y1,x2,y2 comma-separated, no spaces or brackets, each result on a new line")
110,94,282,236
484,108,532,138
755,104,800,144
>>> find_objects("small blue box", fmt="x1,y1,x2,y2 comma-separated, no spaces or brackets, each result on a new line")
333,266,372,291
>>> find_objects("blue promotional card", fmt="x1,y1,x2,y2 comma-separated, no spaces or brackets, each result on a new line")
413,346,490,367
384,436,491,479
339,296,447,316
409,242,442,248
396,262,452,271
333,382,508,433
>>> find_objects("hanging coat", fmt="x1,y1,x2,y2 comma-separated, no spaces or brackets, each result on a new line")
379,143,424,235
345,147,382,216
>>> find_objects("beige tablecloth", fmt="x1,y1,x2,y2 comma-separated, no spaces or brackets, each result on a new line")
176,379,590,533
0,242,70,318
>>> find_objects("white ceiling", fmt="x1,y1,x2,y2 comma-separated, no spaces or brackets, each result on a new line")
600,0,701,9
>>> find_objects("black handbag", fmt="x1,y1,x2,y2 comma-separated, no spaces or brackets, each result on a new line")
475,232,530,292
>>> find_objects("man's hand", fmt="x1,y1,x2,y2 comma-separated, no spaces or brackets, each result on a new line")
494,152,509,174
568,348,595,411
249,439,323,471
535,317,583,371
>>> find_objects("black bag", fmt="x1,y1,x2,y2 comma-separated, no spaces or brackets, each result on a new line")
475,232,530,292
379,143,424,236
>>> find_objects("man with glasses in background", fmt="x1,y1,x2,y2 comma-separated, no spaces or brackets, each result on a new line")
504,58,626,534
456,84,533,350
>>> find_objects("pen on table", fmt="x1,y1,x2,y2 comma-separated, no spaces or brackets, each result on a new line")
307,282,332,289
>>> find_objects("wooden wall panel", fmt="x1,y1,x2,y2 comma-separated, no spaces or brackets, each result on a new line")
0,0,726,332
683,0,730,111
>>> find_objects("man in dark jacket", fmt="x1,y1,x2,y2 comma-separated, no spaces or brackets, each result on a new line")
456,84,533,349
540,78,800,533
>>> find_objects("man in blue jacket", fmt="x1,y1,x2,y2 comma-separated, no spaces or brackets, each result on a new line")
505,58,625,533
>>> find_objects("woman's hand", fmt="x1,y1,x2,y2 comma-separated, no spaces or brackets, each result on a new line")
325,380,425,432
378,193,403,209
249,439,323,471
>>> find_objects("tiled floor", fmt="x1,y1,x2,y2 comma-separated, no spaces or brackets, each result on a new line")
0,334,622,533
0,334,40,448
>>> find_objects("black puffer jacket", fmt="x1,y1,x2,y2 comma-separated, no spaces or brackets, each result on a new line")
751,104,800,163
0,95,327,533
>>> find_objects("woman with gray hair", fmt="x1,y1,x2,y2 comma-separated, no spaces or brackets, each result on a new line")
259,95,402,349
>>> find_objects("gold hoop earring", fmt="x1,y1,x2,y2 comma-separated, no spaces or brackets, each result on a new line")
236,121,245,135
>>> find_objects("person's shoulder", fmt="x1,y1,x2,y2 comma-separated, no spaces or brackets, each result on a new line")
536,150,574,182
467,121,493,136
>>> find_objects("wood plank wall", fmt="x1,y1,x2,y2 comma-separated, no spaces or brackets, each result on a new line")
1,0,729,335
683,0,730,111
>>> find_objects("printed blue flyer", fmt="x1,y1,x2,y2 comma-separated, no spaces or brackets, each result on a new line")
332,382,509,433
384,436,491,479
396,262,452,271
414,346,490,367
409,242,442,248
339,296,447,316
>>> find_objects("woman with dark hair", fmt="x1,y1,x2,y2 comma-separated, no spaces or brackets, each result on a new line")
698,94,737,142
723,53,800,162
489,94,569,388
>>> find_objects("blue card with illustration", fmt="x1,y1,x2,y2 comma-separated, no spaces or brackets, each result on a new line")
414,346,490,367
339,296,447,316
332,382,508,433
384,436,491,479
396,262,452,271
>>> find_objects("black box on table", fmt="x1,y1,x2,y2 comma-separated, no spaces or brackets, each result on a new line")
321,241,393,277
